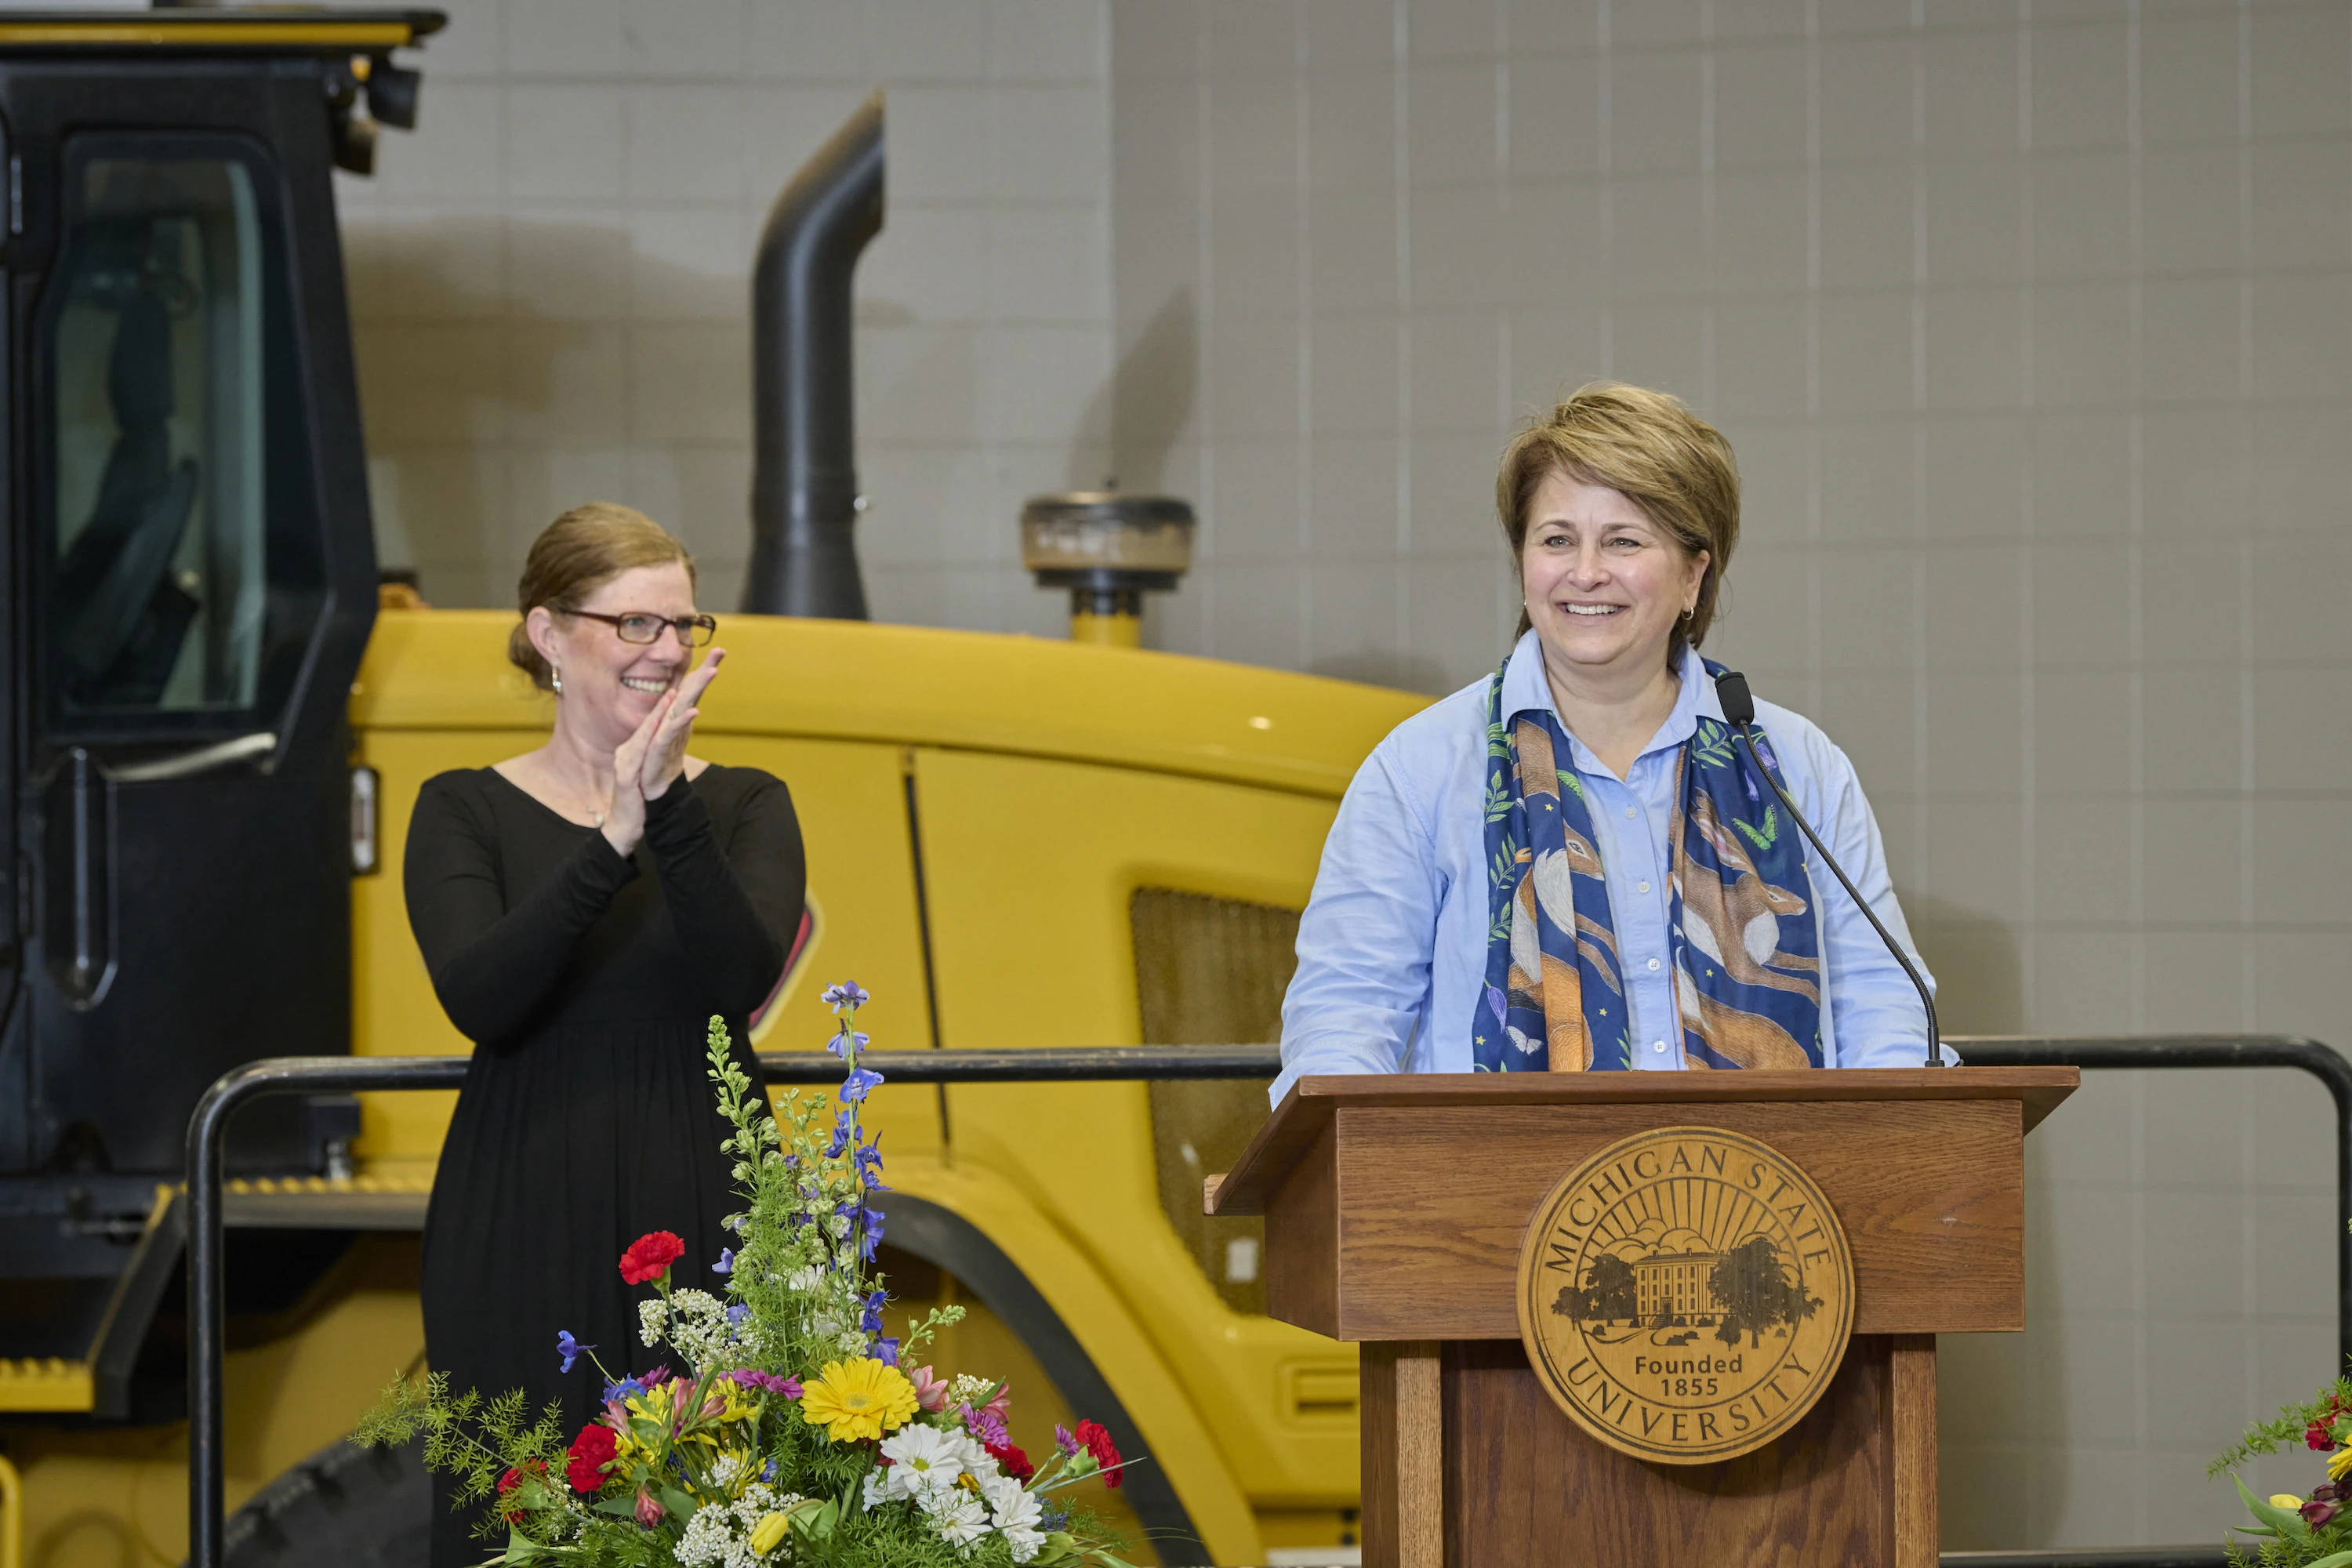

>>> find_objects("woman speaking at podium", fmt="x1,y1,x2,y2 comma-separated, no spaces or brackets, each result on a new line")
1274,383,1941,1102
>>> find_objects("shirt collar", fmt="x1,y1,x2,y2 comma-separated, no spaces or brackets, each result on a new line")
1500,631,1723,772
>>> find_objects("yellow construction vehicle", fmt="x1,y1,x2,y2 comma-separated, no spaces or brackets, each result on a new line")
0,12,1425,1568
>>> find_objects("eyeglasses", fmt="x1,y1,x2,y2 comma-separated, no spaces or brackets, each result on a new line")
563,609,718,648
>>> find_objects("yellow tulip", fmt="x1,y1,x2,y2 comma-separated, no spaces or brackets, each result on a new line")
2273,1494,2307,1510
747,1512,789,1555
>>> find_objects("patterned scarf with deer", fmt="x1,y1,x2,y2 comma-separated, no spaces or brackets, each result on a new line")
1472,657,1824,1072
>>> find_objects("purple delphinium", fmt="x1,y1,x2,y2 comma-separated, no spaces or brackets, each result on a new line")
826,1029,871,1061
711,1247,733,1276
819,981,869,1014
859,1289,887,1334
873,1336,901,1367
840,1067,884,1103
854,1138,885,1185
556,1330,593,1374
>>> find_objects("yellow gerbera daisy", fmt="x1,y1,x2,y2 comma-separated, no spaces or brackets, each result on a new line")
798,1358,918,1443
2331,1445,2352,1483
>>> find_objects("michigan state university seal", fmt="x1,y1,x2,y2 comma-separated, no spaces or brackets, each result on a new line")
1515,1125,1855,1464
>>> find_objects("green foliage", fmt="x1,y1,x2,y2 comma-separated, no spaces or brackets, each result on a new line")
358,1376,581,1550
355,1370,571,1541
2220,1473,2352,1567
2213,1374,2352,1566
2212,1381,2352,1475
1691,720,1737,771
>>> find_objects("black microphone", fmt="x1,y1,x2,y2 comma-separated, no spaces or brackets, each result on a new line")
1711,670,1943,1069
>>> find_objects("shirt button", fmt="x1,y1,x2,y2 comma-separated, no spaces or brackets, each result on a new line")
1652,1040,1668,1054
1638,880,1651,894
1646,957,1661,971
1624,806,1636,818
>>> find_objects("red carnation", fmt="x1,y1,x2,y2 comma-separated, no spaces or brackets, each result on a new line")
567,1423,619,1494
1074,1418,1122,1489
497,1465,528,1523
619,1231,685,1286
985,1439,1034,1483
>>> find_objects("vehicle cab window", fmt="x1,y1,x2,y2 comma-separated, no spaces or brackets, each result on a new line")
41,139,321,735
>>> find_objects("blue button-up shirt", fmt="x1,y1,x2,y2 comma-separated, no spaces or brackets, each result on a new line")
1273,634,1942,1104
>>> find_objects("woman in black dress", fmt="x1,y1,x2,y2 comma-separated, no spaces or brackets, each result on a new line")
404,503,804,1567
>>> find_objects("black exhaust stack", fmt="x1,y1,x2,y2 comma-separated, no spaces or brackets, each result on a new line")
746,92,884,618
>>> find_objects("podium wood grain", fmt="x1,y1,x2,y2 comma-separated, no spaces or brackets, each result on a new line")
1211,1071,2074,1341
1410,1335,1934,1567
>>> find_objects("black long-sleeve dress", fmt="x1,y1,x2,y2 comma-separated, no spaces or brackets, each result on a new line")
404,765,804,1568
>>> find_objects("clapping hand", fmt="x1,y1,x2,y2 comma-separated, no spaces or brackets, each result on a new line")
601,648,724,856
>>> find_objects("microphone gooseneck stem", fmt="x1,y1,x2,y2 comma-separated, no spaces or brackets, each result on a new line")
1726,724,1940,1066
1711,669,1942,1068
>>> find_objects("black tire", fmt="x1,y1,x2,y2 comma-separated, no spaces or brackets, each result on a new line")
189,1435,429,1568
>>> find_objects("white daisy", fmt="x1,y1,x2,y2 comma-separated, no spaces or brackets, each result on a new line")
878,1423,965,1500
984,1476,1045,1563
926,1490,989,1552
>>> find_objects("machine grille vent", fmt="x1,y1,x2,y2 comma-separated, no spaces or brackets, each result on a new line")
1131,887,1295,1318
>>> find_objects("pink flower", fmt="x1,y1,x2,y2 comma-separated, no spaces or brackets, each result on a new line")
960,1402,1008,1448
728,1369,803,1398
634,1487,665,1527
909,1366,949,1413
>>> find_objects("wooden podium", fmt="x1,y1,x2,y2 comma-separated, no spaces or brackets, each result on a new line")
1206,1068,2077,1568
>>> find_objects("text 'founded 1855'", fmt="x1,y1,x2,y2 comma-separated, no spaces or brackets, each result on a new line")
1515,1125,1856,1465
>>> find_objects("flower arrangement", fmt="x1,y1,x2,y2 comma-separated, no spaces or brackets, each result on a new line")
2213,1378,2352,1565
356,985,1141,1567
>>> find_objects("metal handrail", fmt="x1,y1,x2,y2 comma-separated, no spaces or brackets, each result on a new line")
1955,1035,2352,1374
180,1036,2347,1568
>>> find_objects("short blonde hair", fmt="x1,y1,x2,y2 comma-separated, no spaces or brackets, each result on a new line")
1496,382,1740,663
508,503,697,691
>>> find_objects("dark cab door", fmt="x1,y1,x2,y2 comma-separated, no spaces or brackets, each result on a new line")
0,55,378,1216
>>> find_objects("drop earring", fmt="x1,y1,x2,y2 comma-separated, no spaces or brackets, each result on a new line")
551,666,564,695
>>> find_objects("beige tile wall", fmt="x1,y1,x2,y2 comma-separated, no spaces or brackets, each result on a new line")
1107,0,2352,1550
339,0,1112,629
